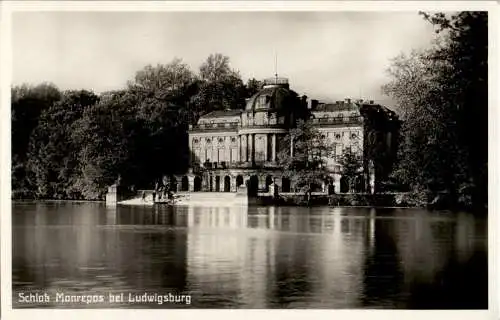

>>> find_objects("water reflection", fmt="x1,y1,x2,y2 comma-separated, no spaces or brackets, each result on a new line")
12,202,487,309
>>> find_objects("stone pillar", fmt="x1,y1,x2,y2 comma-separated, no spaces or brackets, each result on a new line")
272,134,277,161
263,134,268,162
212,175,217,192
333,173,341,194
105,184,118,206
259,175,266,190
188,176,194,192
230,176,237,192
219,176,225,192
237,136,241,162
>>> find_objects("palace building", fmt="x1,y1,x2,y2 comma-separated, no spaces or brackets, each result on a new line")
176,77,399,195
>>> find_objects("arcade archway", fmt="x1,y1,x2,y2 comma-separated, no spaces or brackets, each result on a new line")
194,176,202,192
236,175,244,188
248,175,259,197
224,176,231,192
281,177,290,193
181,176,189,191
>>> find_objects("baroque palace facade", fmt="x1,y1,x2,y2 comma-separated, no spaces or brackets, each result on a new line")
175,77,399,195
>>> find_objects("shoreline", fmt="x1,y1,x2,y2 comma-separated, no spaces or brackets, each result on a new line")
12,199,105,204
10,198,477,213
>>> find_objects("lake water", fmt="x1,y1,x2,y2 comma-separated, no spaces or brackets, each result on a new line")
12,202,488,309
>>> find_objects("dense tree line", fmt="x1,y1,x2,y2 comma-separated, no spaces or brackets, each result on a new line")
12,53,264,200
383,12,487,210
278,119,333,203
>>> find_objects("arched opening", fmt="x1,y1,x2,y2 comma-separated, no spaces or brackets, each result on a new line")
266,175,273,192
194,176,202,192
209,176,213,191
224,176,231,192
236,175,244,188
248,175,259,197
282,177,290,193
215,176,221,192
340,176,349,193
170,176,177,192
181,176,189,191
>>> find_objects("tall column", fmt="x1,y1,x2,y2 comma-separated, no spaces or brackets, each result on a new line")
251,134,256,163
272,134,277,161
263,134,268,162
219,176,225,192
237,135,241,162
230,176,237,192
247,135,250,162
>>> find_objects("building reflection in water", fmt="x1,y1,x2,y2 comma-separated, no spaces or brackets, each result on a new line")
182,206,371,308
12,202,487,309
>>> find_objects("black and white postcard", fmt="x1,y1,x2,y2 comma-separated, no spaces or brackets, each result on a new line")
1,1,497,320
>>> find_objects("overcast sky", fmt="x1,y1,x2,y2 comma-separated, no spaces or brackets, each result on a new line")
13,11,437,105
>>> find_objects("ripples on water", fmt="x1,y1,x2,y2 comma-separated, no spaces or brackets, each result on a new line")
12,202,488,309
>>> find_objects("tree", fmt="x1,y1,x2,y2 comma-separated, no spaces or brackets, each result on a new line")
383,12,487,209
11,83,62,197
26,90,99,199
70,90,140,199
199,53,236,82
277,119,333,204
194,53,247,111
246,78,264,97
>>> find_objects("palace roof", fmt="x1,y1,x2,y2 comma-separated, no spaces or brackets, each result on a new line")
200,109,242,119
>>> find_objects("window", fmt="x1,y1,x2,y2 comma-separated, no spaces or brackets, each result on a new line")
351,133,357,139
231,137,236,143
335,134,341,140
219,138,224,143
206,138,211,143
193,138,199,144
